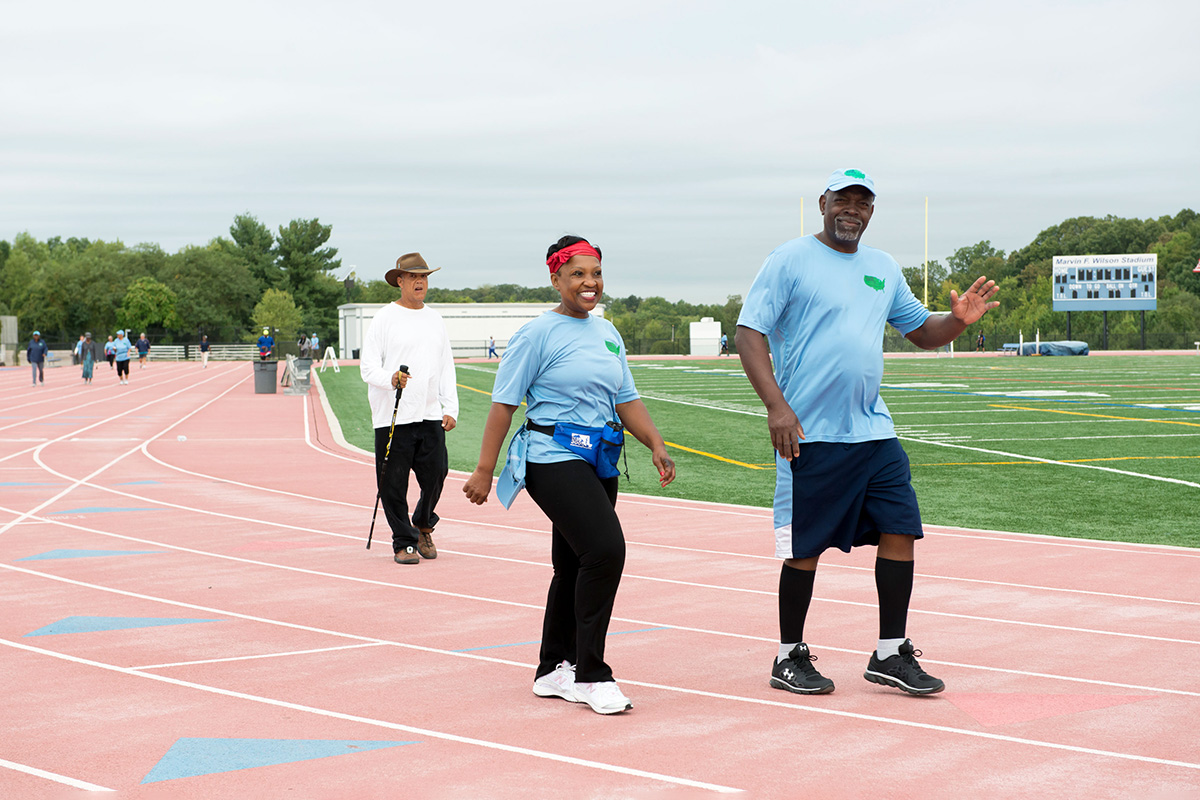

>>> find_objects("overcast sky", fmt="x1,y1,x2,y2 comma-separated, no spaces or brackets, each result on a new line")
4,0,1197,303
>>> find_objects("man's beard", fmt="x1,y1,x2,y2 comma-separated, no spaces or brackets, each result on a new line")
833,217,863,243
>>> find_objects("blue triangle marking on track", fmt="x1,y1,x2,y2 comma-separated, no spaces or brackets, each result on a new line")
46,507,158,514
18,549,162,561
24,616,222,637
141,738,418,783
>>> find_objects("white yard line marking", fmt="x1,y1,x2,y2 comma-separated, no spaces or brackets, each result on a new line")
898,436,1200,489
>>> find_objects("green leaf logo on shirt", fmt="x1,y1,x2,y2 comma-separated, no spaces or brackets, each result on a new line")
605,339,620,355
864,275,885,292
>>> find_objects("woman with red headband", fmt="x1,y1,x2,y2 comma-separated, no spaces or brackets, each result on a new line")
463,235,675,715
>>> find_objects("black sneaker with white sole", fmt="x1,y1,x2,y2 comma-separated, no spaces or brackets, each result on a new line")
769,643,835,694
863,639,945,695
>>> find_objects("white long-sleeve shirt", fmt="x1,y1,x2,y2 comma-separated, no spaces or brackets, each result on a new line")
359,302,459,428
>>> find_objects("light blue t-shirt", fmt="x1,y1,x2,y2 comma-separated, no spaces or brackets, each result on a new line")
112,338,132,362
737,235,930,527
492,311,639,464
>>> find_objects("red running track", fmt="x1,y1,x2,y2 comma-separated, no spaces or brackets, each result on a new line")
1,361,1198,799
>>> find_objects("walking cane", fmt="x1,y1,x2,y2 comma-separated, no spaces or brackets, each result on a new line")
367,364,408,549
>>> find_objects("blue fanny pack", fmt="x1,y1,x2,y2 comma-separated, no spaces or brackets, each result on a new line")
526,420,626,480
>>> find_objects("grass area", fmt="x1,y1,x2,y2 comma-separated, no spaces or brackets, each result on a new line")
318,354,1200,548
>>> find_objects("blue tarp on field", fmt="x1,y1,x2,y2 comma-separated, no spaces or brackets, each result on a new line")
1018,340,1090,356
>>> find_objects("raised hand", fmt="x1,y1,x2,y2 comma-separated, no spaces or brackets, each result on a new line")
949,276,1000,325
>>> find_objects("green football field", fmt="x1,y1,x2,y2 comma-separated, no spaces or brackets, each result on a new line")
318,354,1200,548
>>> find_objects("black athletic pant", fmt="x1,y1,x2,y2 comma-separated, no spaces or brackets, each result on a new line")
375,421,447,551
116,360,130,378
524,460,624,684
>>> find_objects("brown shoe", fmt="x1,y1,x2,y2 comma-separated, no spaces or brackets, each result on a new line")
417,530,437,559
394,546,419,565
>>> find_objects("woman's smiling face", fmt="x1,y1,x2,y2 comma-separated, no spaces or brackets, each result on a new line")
551,255,602,318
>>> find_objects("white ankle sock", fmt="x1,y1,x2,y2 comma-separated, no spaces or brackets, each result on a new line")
778,642,798,662
876,638,906,660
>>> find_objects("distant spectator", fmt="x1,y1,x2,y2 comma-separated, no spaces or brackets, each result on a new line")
113,330,133,385
310,332,320,355
104,335,116,369
257,328,274,360
199,335,210,368
487,336,497,359
298,333,312,358
73,334,85,366
27,331,48,387
720,333,729,356
80,332,103,385
976,332,986,352
135,333,150,367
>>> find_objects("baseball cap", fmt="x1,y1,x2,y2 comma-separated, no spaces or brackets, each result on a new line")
825,168,876,195
33,330,40,336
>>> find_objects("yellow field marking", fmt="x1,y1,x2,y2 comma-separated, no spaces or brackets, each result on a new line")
923,455,1200,467
990,404,1200,428
457,383,493,397
662,441,766,470
460,383,761,469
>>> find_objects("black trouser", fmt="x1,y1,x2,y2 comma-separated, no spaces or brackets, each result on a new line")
525,460,623,684
116,360,130,378
375,421,447,551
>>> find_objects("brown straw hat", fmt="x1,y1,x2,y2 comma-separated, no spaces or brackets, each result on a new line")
385,252,441,286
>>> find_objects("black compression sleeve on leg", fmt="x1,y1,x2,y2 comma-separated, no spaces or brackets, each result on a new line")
875,557,914,640
779,563,816,644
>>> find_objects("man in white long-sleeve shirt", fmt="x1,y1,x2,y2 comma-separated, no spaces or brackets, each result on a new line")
360,253,460,565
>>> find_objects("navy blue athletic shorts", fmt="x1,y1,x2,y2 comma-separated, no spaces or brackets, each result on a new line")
779,438,924,560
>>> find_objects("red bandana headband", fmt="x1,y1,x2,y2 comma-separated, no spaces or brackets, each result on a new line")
546,242,601,274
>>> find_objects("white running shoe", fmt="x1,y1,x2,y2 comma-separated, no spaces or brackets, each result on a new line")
572,680,632,714
532,661,579,702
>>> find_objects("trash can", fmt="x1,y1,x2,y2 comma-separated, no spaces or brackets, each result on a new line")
253,360,278,394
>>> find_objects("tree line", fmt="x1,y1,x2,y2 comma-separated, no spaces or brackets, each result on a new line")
899,209,1200,350
374,209,1200,353
3,208,1197,352
0,214,342,346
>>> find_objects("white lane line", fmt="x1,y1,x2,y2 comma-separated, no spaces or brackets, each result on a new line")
0,371,244,536
0,366,214,434
614,677,1200,774
1,637,740,794
6,553,1200,700
7,575,1200,775
928,526,1200,558
7,500,1194,646
0,757,113,792
132,642,391,670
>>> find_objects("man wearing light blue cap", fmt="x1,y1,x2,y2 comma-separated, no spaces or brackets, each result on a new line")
736,168,999,698
27,331,48,386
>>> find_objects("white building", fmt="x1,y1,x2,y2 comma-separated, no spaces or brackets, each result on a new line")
688,317,723,356
338,302,606,360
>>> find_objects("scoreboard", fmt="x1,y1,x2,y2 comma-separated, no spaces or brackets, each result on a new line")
1052,254,1157,311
